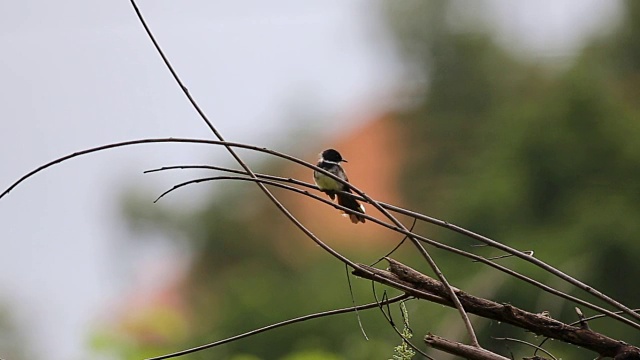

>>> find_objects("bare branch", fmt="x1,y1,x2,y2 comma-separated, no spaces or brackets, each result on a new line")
353,258,640,359
425,334,510,360
370,288,434,360
493,337,557,360
370,217,417,266
146,294,410,360
5,141,637,330
145,164,640,327
128,0,370,282
570,309,640,326
0,138,372,271
129,0,218,136
379,204,640,324
147,171,640,331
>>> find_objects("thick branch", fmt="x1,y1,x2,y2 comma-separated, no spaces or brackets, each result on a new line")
425,334,509,360
353,258,640,359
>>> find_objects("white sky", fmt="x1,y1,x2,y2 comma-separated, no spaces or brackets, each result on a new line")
0,1,621,359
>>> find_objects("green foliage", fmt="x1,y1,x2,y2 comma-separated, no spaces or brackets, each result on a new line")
282,350,343,360
390,302,415,360
90,303,189,360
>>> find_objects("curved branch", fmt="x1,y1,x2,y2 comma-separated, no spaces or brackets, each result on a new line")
146,294,410,360
129,0,217,136
146,164,640,326
151,164,465,345
145,171,640,331
493,337,557,360
147,165,640,330
2,127,479,344
378,204,640,323
370,285,434,360
4,139,638,329
0,138,364,270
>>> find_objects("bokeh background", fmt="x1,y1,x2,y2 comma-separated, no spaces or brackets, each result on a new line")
1,1,639,359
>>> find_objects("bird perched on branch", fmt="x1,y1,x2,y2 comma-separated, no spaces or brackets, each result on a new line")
313,149,366,224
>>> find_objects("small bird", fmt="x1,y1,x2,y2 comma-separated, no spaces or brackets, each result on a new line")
313,149,366,224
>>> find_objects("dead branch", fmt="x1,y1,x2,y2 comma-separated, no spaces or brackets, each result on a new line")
425,334,509,360
352,258,640,359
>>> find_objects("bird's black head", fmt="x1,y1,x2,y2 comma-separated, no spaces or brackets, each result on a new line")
321,148,347,163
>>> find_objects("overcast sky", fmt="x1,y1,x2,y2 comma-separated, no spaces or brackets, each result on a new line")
0,1,621,359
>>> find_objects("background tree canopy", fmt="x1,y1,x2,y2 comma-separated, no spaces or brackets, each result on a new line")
98,1,640,359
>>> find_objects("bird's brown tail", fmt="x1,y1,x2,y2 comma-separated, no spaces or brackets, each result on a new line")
337,193,366,224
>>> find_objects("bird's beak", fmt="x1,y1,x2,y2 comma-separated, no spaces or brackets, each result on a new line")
342,159,348,163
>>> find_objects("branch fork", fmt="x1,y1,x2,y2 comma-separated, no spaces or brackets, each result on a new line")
353,258,640,359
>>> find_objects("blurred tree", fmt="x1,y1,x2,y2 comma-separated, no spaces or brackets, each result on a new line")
385,0,640,356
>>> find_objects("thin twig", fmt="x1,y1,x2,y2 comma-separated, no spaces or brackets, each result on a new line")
570,308,640,325
371,283,434,360
0,138,362,270
128,0,368,285
150,167,640,331
493,337,558,360
370,217,417,267
345,263,369,340
146,164,640,326
379,204,640,323
471,251,534,262
129,0,217,136
3,139,637,330
146,294,410,360
145,166,640,330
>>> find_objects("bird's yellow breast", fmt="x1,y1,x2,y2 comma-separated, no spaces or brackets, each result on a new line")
315,173,343,192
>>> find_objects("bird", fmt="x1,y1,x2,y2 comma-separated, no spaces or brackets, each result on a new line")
313,148,366,224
